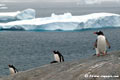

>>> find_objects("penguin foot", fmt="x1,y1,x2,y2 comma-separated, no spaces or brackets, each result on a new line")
93,54,96,56
102,52,107,56
97,54,100,57
50,61,58,64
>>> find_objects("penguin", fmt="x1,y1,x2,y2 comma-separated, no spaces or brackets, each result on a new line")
94,31,111,56
51,50,64,64
8,64,18,74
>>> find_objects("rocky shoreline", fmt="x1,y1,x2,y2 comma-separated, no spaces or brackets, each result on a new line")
0,51,120,80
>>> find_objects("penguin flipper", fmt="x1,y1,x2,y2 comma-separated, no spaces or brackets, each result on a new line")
15,68,18,73
94,39,97,48
61,55,64,62
106,38,111,49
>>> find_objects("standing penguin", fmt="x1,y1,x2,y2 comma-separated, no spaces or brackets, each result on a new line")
51,50,64,64
8,64,18,74
94,31,111,56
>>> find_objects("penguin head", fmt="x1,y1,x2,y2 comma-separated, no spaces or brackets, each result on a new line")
94,31,104,35
53,50,57,54
8,64,13,68
53,50,60,54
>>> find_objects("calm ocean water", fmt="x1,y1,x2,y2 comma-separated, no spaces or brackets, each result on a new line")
0,28,119,76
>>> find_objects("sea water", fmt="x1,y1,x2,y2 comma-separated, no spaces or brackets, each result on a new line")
0,28,119,76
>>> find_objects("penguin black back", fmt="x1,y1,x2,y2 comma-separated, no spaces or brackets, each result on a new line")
56,51,64,62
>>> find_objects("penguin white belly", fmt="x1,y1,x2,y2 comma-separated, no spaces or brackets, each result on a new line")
95,48,99,54
9,68,15,74
54,54,60,62
97,36,106,53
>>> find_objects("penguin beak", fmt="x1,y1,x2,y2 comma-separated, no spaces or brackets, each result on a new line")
93,32,97,34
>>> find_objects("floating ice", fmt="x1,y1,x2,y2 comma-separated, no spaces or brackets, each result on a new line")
16,9,35,20
0,4,6,7
0,6,8,10
0,10,120,31
0,9,35,23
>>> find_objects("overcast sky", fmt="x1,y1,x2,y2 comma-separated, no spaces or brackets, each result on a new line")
0,0,120,17
0,0,120,4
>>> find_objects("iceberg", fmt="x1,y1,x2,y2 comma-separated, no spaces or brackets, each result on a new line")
16,9,35,20
0,9,35,23
0,10,120,31
0,4,6,7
